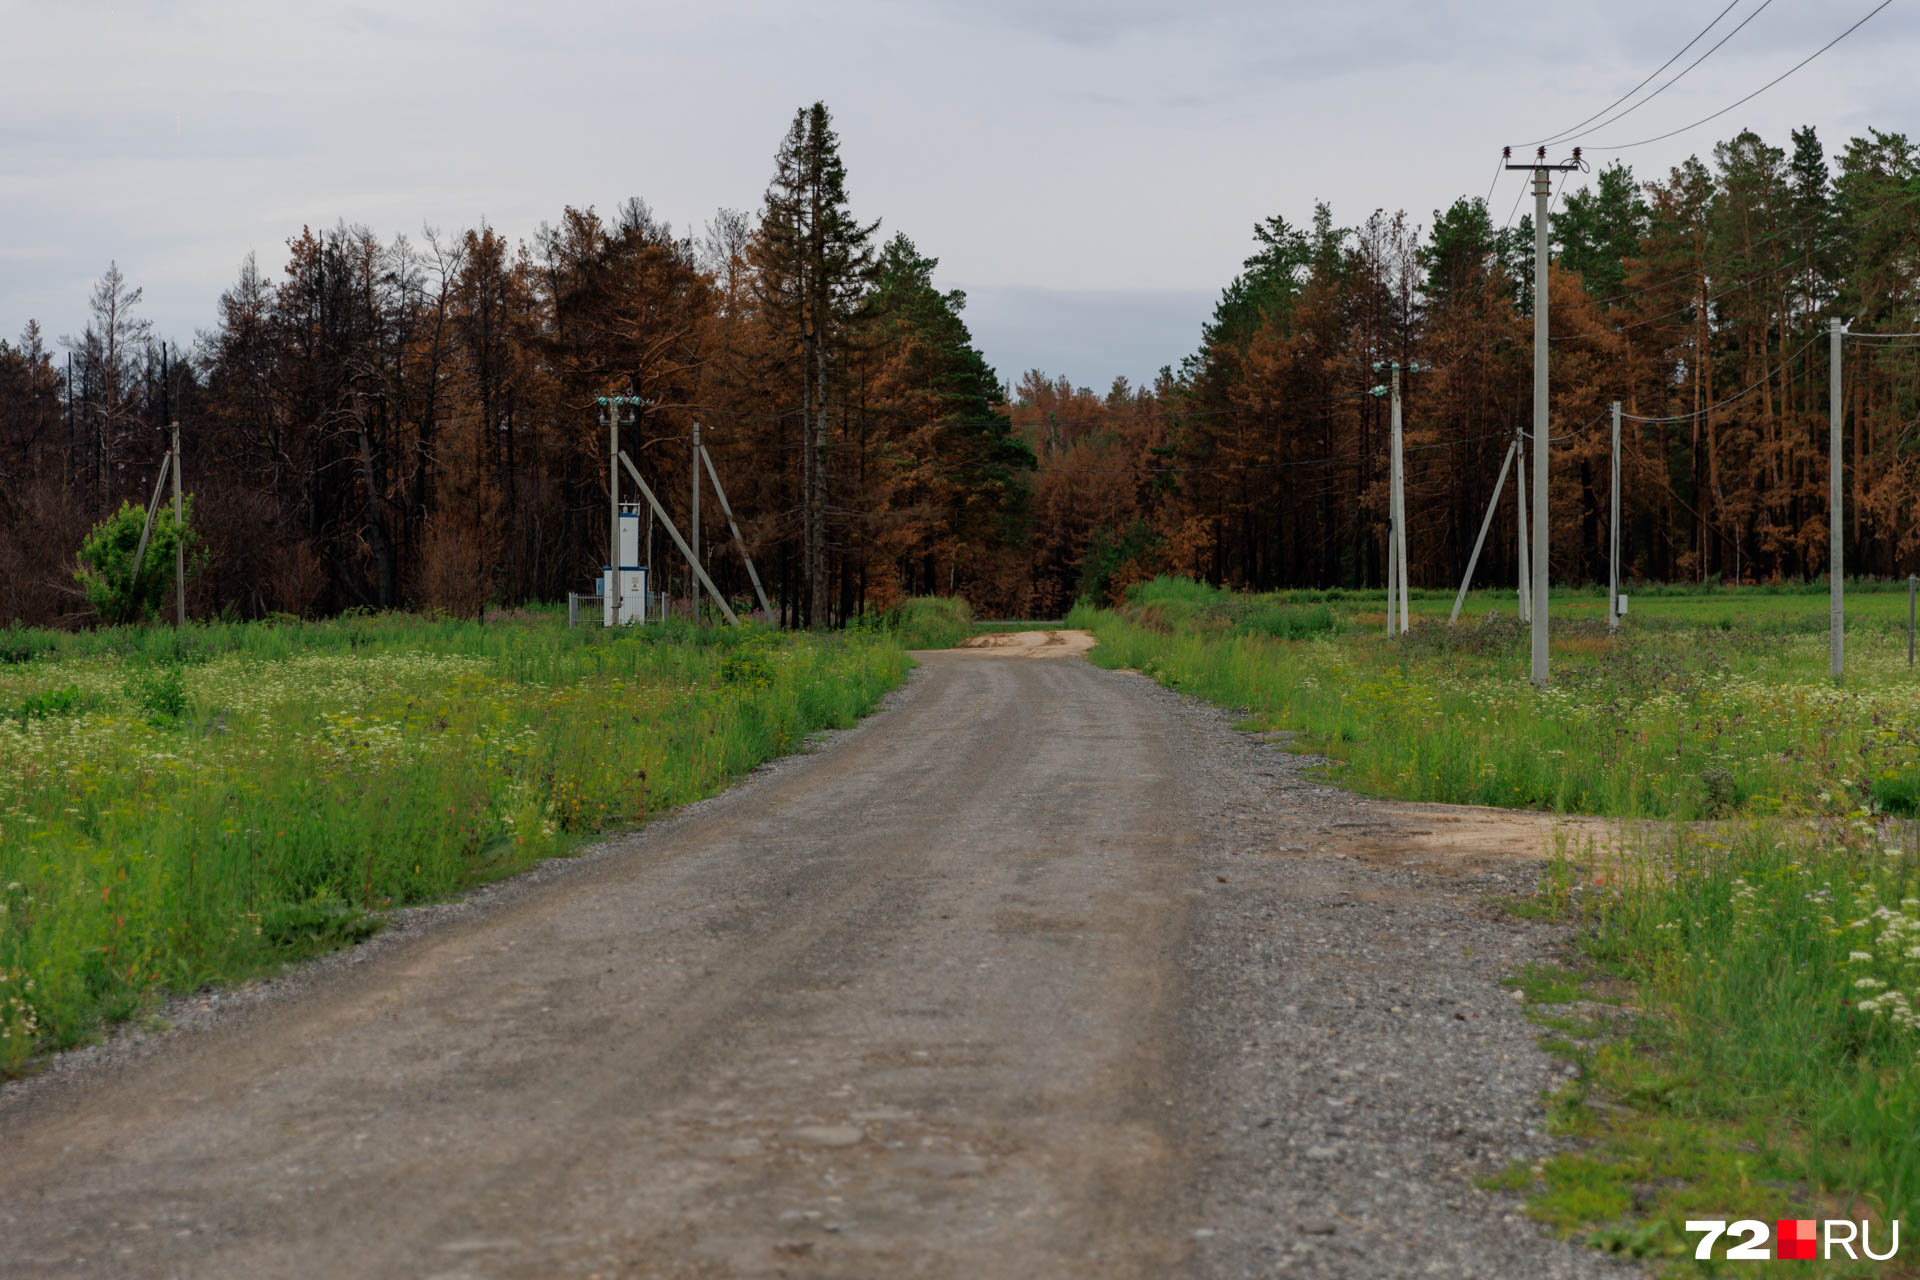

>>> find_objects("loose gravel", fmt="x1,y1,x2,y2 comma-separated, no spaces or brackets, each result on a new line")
1133,668,1640,1279
3,650,1644,1279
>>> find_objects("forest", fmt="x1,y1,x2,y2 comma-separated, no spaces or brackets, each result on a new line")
1,103,1916,626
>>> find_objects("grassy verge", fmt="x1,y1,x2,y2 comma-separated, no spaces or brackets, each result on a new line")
1492,819,1920,1274
1072,578,1920,821
1079,577,1920,1272
0,612,907,1073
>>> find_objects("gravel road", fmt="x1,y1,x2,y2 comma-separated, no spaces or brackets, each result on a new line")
0,644,1638,1279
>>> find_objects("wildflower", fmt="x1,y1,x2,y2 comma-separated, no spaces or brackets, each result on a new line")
1851,951,1875,963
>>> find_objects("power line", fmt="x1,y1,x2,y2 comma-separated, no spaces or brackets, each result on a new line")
1481,154,1506,208
1578,187,1920,313
1546,0,1779,147
1550,190,1920,343
1501,171,1530,236
1619,331,1824,422
1587,1,1894,152
1519,0,1745,148
692,389,1376,438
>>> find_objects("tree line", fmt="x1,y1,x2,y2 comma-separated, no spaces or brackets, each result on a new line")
1017,125,1919,610
0,103,1029,627
1,111,1915,626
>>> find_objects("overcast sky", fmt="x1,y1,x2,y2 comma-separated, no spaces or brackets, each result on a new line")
3,0,1915,390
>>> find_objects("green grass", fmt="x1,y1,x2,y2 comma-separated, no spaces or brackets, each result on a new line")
879,596,976,650
1086,576,1920,1272
1076,577,1920,821
1492,820,1920,1273
0,612,907,1073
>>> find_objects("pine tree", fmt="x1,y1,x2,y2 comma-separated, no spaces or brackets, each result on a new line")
751,102,879,627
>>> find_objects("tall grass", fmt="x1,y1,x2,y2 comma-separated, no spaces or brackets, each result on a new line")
0,613,907,1071
1080,578,1920,820
1090,577,1920,1254
881,596,975,649
1525,815,1920,1254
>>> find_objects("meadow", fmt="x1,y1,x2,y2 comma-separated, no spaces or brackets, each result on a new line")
1074,577,1920,1270
0,610,907,1073
1071,577,1920,820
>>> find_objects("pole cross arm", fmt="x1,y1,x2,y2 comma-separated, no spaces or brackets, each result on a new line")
618,451,741,626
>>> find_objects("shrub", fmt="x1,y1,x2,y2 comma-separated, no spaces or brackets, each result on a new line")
1873,769,1920,817
717,640,776,687
8,684,82,725
887,596,974,649
125,664,189,725
74,497,205,625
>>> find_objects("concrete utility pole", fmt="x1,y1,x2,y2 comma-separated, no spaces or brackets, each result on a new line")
701,445,775,619
1448,436,1518,625
617,452,740,626
1608,401,1621,634
1373,361,1421,633
1516,430,1531,623
691,419,702,622
599,396,643,622
1831,317,1845,680
1530,165,1552,680
607,402,620,600
1504,146,1582,685
1392,365,1409,633
172,420,184,627
1385,527,1398,636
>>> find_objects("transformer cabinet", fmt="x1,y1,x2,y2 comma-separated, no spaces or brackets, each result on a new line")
602,506,649,625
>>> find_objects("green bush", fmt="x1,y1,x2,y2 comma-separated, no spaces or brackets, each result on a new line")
1872,769,1920,816
125,664,189,725
887,596,974,649
74,497,205,625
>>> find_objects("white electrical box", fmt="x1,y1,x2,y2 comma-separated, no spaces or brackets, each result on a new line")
603,509,648,625
1617,594,1629,615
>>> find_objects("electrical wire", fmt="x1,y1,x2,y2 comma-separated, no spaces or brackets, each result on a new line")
1619,331,1824,421
1547,201,1919,343
1548,168,1574,220
1552,195,1920,341
1481,153,1506,208
1519,0,1744,148
1501,174,1530,237
1577,187,1920,313
690,389,1376,437
1587,1,1894,152
1544,0,1779,147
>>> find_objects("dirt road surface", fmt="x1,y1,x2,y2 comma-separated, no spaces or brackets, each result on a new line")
0,641,1633,1279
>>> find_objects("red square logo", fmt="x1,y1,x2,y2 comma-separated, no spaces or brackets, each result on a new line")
1777,1219,1817,1261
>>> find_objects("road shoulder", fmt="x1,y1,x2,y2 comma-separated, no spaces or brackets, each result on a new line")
1125,669,1640,1279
